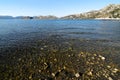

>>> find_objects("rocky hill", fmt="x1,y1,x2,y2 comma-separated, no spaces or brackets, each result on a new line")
15,16,33,19
15,15,58,19
34,15,58,19
62,4,120,19
0,16,14,19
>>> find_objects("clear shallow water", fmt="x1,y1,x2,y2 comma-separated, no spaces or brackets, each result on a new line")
0,19,120,47
0,19,120,79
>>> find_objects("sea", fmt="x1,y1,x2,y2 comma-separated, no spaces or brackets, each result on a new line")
0,19,120,46
0,19,120,79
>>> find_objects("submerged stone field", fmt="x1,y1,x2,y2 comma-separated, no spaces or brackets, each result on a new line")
0,35,120,80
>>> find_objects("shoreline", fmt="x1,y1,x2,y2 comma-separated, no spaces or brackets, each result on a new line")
94,18,120,20
0,18,120,21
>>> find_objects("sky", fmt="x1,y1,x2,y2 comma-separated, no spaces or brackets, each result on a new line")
0,0,119,17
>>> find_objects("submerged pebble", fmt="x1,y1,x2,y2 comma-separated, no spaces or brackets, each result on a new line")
112,68,118,73
87,71,92,76
75,73,80,78
0,37,119,80
99,55,105,60
51,73,55,77
40,47,44,50
108,77,113,80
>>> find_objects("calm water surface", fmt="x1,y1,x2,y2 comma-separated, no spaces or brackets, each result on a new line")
0,19,120,79
0,19,120,47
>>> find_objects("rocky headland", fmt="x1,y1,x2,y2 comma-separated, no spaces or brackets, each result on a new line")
61,4,120,19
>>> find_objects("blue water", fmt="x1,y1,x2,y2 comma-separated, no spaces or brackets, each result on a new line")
0,19,120,47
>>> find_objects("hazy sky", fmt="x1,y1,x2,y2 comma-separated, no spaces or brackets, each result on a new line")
0,0,119,17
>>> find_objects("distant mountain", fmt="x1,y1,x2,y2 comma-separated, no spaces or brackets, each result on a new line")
0,16,14,19
15,16,33,19
34,15,58,19
0,4,119,19
62,4,120,19
15,15,58,19
0,15,58,19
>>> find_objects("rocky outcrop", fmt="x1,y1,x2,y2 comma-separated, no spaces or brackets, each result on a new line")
62,4,120,19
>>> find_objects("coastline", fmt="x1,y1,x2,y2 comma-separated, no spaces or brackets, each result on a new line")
94,18,120,20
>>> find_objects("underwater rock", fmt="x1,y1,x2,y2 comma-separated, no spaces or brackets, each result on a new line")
75,73,80,78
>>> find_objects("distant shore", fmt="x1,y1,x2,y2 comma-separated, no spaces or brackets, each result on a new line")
95,18,120,20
